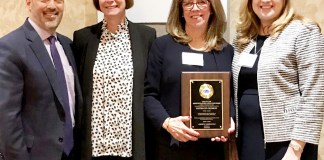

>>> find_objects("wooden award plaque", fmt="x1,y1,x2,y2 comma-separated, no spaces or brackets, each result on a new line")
181,72,230,138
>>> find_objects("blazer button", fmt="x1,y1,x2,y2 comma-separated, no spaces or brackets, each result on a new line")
58,138,64,142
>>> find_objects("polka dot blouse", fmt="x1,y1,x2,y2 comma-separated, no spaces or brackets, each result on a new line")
91,19,133,158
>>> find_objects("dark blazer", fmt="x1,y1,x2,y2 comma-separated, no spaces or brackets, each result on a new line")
0,20,82,160
72,20,156,160
144,34,234,159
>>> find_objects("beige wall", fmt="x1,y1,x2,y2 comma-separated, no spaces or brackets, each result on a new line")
1,0,324,159
0,1,27,37
0,0,97,39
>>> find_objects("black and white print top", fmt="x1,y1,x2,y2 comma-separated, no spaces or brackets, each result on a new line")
91,19,133,157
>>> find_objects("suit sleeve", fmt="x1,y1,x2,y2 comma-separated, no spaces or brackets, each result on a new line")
144,39,170,131
148,28,157,49
0,40,29,159
292,23,324,144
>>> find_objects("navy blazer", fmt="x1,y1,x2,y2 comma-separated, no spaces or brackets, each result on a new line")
144,34,234,130
144,35,234,157
72,20,156,160
0,20,82,160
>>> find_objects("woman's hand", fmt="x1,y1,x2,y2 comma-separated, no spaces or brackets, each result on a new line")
282,140,305,160
281,147,301,160
211,117,235,142
163,116,200,142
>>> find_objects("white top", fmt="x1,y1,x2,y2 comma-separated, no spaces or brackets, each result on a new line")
91,19,134,157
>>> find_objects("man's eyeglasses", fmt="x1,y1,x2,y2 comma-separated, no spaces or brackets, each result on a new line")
182,0,209,11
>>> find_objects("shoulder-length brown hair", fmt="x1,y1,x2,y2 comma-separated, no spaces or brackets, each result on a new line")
166,0,228,51
93,0,134,10
235,0,305,50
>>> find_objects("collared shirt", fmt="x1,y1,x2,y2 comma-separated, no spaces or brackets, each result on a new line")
28,18,75,127
91,19,133,157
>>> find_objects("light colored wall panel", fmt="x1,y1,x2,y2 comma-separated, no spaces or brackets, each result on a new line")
0,0,97,39
292,0,324,31
58,1,88,38
320,122,324,160
228,0,240,43
0,1,28,37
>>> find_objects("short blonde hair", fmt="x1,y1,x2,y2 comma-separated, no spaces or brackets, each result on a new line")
166,0,228,51
235,0,302,50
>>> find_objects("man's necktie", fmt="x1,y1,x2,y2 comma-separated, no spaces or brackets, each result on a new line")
48,36,73,155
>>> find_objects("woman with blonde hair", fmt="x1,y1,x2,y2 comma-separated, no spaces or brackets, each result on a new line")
144,0,234,159
73,0,156,159
232,0,324,159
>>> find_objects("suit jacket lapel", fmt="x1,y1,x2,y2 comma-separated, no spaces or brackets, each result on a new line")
24,21,66,109
58,34,81,100
84,30,101,76
58,35,83,122
128,21,144,84
58,35,75,69
79,23,101,98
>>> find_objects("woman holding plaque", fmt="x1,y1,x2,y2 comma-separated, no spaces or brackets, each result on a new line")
144,0,234,159
72,0,156,159
232,0,324,159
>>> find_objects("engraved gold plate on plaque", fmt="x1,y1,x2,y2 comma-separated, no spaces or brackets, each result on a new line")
181,72,230,138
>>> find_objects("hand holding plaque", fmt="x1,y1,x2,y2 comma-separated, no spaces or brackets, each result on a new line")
181,72,230,138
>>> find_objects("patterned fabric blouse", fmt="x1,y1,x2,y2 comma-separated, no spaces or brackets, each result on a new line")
91,19,133,157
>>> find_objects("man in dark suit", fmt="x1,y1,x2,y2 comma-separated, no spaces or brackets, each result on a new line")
0,0,82,160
